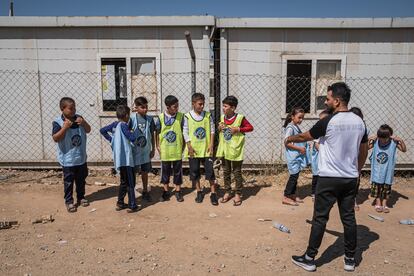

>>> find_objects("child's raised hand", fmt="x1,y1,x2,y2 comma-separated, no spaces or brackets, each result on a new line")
75,116,84,126
63,119,73,129
392,136,402,143
218,122,225,131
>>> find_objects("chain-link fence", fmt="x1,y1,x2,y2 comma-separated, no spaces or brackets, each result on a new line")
0,70,413,189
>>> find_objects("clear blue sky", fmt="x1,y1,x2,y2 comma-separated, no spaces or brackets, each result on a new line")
1,0,413,17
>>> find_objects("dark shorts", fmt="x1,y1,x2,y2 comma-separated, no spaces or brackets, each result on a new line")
189,157,216,181
135,162,151,174
160,160,183,185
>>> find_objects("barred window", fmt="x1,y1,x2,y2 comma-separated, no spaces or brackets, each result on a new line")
100,58,127,112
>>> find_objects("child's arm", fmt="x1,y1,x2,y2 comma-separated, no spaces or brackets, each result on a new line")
183,116,195,157
120,122,139,143
52,119,73,142
230,117,253,134
150,118,156,158
393,136,407,152
314,141,320,151
75,116,91,134
368,135,377,150
154,117,161,154
99,122,118,143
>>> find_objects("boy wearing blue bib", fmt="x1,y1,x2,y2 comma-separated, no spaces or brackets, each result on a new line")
155,95,185,202
369,124,406,213
52,97,91,213
100,105,140,213
130,97,156,202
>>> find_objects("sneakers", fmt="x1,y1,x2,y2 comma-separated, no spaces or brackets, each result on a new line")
344,257,356,272
210,193,219,206
142,191,152,202
195,191,204,203
291,254,316,272
127,206,139,213
175,191,184,202
115,202,128,211
160,191,171,202
78,198,89,207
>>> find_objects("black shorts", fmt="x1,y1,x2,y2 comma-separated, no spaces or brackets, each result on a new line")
160,160,183,185
135,162,151,174
189,157,215,181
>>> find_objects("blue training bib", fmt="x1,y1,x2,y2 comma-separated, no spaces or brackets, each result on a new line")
370,140,397,185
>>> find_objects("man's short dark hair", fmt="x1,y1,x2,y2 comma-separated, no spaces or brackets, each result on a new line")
377,124,393,139
327,82,351,105
222,96,238,108
191,93,205,102
116,105,130,120
134,96,148,107
164,95,179,107
59,97,75,110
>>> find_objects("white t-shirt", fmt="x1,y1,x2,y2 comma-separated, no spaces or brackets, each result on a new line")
309,111,368,178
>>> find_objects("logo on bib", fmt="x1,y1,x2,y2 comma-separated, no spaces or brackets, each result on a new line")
194,127,206,140
71,134,82,147
136,136,147,148
164,131,177,143
223,128,232,141
376,152,389,164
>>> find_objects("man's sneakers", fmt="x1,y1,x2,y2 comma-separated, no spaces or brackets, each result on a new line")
291,254,316,272
195,191,204,203
175,191,184,202
160,191,171,202
210,193,219,206
344,257,356,272
115,202,128,211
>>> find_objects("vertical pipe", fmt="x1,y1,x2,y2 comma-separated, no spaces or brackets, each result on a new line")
185,31,196,94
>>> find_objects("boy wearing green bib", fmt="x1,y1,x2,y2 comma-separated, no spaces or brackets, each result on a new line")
155,95,185,202
184,93,218,205
217,96,253,206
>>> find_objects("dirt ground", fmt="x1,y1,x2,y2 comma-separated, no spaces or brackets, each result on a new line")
1,168,413,276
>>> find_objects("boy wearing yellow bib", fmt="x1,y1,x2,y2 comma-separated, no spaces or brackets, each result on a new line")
184,93,218,205
217,96,254,206
155,95,185,202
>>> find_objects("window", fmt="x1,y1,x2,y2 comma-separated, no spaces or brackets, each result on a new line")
283,56,345,114
130,58,157,111
286,60,312,113
101,58,127,111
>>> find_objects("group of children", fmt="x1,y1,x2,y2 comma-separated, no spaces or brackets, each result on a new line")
53,94,253,213
283,107,407,213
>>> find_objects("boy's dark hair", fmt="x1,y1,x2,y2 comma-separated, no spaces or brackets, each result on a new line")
134,96,148,107
327,82,351,105
283,107,305,128
191,93,205,102
116,105,130,120
377,124,393,139
59,97,75,110
222,96,238,108
349,107,364,119
164,95,179,107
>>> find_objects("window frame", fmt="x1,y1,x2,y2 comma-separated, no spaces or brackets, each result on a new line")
96,52,161,117
281,54,347,118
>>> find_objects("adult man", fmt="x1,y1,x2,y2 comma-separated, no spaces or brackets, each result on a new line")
287,82,368,272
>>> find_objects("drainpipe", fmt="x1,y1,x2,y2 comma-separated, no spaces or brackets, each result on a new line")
185,31,196,94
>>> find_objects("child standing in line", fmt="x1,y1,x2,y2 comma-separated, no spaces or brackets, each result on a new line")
100,105,140,213
369,124,406,213
184,93,218,205
217,96,253,206
52,97,91,213
310,110,329,201
130,97,156,202
155,95,185,202
283,107,307,206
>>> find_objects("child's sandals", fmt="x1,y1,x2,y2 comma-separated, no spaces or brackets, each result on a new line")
383,206,390,213
282,197,299,206
220,193,233,203
375,205,383,213
66,203,77,213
